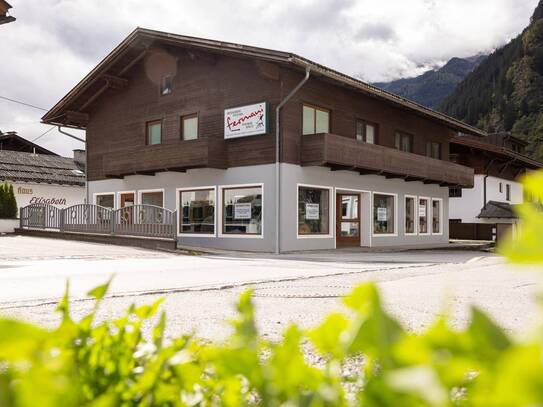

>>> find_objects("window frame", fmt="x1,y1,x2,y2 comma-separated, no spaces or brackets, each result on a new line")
180,113,199,141
394,131,414,153
93,192,116,209
176,186,217,237
404,194,418,236
146,119,163,145
426,141,441,159
218,183,264,238
296,183,334,239
431,198,443,235
506,184,511,201
371,192,398,237
355,119,378,144
418,196,431,235
138,188,165,207
302,103,331,135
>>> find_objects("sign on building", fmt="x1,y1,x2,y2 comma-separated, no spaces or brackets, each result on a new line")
377,207,387,221
234,203,252,219
305,203,320,220
224,102,268,139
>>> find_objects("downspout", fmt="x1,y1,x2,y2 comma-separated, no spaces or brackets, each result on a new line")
57,126,88,203
275,67,310,254
482,158,497,209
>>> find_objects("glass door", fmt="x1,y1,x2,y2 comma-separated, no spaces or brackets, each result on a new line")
336,194,360,246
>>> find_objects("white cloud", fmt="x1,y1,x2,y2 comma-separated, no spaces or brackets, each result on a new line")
0,0,538,156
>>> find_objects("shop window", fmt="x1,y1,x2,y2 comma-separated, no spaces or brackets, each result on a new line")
449,187,462,198
302,104,330,135
419,198,429,234
394,131,413,153
426,142,441,159
356,120,376,144
96,194,114,209
146,120,162,145
180,188,215,234
222,186,262,235
373,193,395,235
141,191,164,207
405,196,416,234
432,199,442,234
298,186,330,235
181,114,198,140
506,184,511,201
160,75,173,96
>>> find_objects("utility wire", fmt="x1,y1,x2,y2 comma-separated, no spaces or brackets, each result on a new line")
31,126,55,142
0,95,48,111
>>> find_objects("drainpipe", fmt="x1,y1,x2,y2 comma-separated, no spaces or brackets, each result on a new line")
482,158,497,209
57,126,88,203
275,67,310,254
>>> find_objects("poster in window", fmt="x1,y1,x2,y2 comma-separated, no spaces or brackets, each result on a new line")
418,204,427,217
305,203,320,220
234,203,252,219
377,207,387,221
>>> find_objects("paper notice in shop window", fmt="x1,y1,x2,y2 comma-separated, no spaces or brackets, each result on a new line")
234,203,252,219
418,205,427,217
305,203,320,220
377,207,387,221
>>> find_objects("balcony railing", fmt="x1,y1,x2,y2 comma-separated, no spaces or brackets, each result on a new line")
301,133,473,187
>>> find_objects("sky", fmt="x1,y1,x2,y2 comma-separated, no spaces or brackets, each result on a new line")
0,0,539,156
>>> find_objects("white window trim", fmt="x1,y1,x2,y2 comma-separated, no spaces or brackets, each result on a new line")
218,183,264,239
116,190,136,209
404,194,418,236
431,197,443,235
176,186,217,238
371,191,398,237
296,183,334,239
93,192,116,209
137,188,165,207
418,196,431,236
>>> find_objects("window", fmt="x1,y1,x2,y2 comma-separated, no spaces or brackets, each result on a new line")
373,194,395,235
506,184,511,201
96,194,114,209
140,191,164,207
222,186,262,235
419,198,429,234
180,189,215,234
356,120,376,144
298,186,330,235
449,187,462,198
146,120,162,145
432,199,442,234
160,75,173,96
302,104,330,135
394,131,413,153
426,142,441,159
181,114,198,140
499,182,503,193
405,196,416,234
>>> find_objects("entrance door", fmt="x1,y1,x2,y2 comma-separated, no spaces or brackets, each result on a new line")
336,194,360,246
120,192,135,207
119,192,135,224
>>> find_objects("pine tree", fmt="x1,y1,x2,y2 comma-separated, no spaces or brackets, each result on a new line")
0,183,6,219
5,183,17,219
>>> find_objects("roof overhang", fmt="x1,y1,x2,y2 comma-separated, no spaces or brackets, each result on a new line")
42,27,487,137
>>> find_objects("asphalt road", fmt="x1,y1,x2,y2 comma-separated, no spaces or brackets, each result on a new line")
0,235,541,341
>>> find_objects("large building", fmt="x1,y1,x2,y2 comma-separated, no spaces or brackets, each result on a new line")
449,133,543,241
42,28,482,252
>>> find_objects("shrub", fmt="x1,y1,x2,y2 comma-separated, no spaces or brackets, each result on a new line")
0,172,541,406
0,182,17,219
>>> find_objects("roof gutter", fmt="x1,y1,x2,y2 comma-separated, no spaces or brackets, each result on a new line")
275,66,310,255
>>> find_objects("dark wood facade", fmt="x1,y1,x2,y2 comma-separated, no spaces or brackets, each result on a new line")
44,29,480,187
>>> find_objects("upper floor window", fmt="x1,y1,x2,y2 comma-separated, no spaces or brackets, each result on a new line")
449,187,462,198
303,104,329,135
146,120,162,145
394,131,413,153
499,182,503,193
506,184,511,201
356,120,376,144
181,114,198,140
426,142,441,159
160,75,173,96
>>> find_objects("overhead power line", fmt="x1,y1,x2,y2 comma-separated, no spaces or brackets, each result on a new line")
32,126,55,142
0,95,48,111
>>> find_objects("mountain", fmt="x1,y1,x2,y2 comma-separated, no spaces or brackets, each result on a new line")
373,55,486,109
440,0,543,161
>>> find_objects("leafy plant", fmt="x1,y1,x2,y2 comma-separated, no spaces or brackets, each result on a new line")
0,182,17,219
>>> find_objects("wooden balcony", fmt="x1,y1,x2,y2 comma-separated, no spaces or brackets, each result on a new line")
301,133,474,187
103,139,227,178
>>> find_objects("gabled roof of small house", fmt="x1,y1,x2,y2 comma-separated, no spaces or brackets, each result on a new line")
0,150,85,186
477,200,518,219
42,27,486,137
0,131,58,155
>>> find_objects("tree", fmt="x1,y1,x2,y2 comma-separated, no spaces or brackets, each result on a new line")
0,182,17,219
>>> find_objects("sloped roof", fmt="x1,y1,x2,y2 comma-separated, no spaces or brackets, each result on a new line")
0,132,57,155
477,201,517,219
0,150,85,186
42,27,486,137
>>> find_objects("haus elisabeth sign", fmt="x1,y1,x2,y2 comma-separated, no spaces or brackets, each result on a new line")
224,102,268,139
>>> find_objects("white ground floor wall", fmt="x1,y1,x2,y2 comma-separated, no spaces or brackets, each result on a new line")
88,163,449,252
7,181,86,211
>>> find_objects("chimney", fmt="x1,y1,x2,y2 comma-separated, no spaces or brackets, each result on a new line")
73,149,86,166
